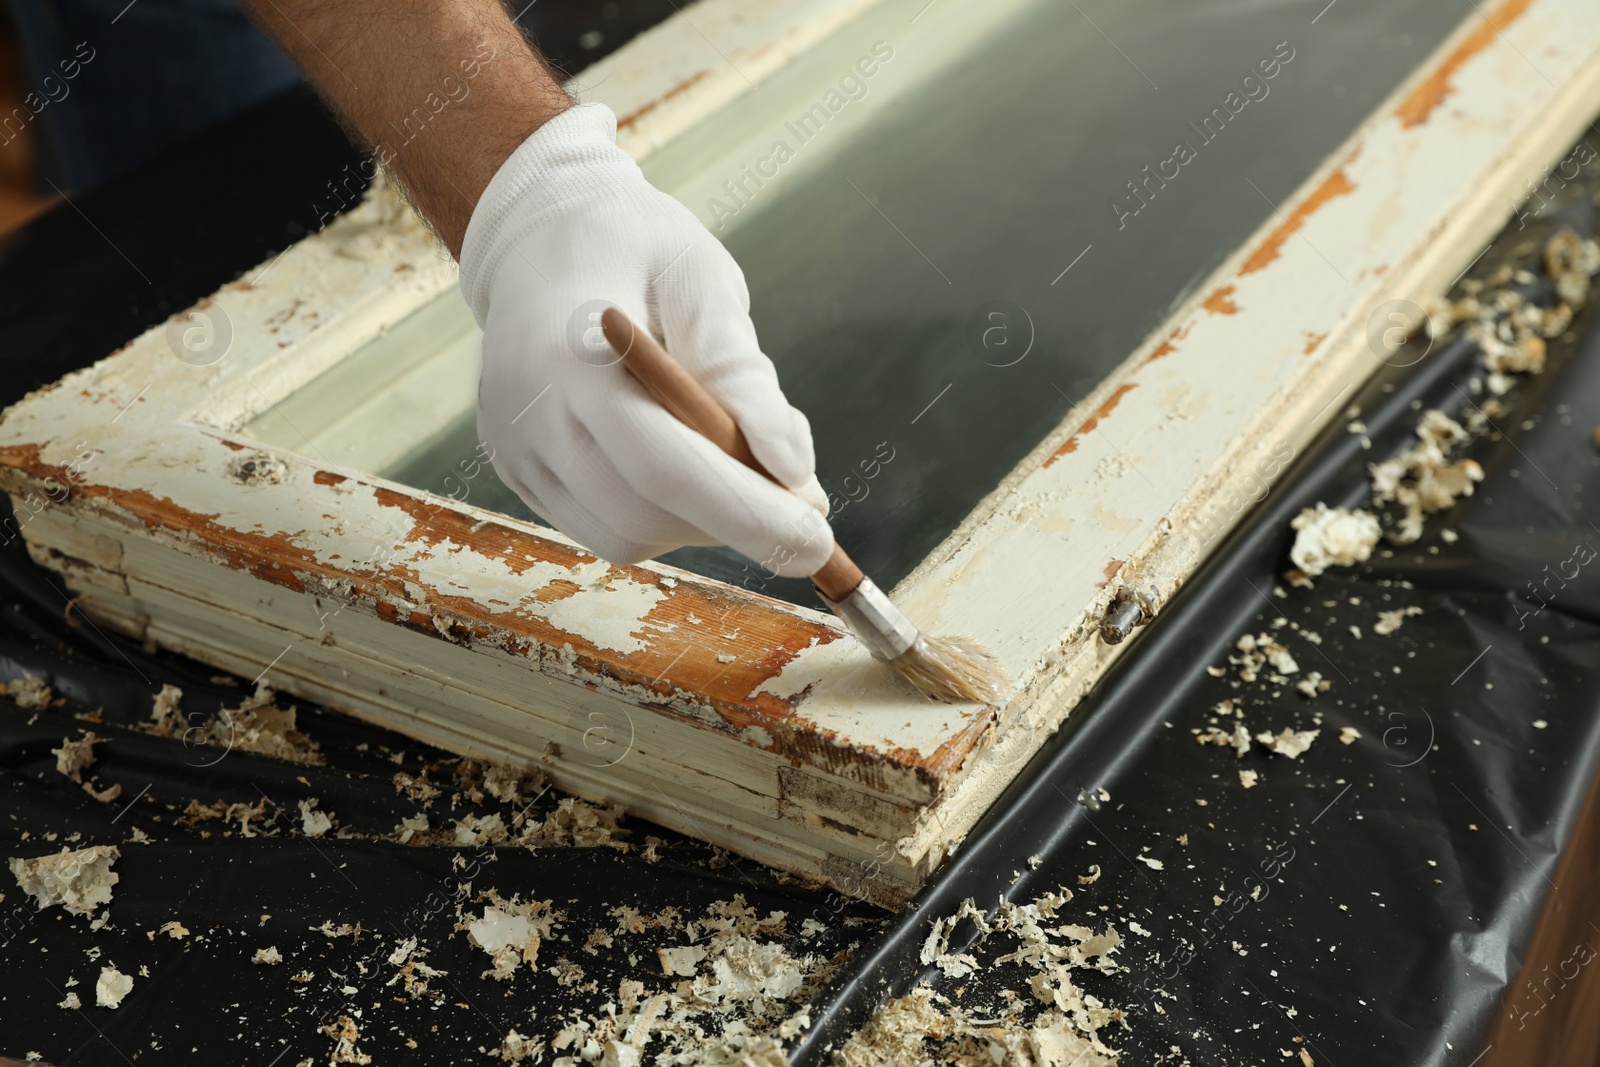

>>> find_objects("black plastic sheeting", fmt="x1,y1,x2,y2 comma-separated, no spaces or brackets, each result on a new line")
3,32,1600,1067
0,619,881,1065
791,195,1600,1063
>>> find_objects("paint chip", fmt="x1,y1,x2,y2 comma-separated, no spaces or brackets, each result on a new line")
1374,606,1423,635
3,674,55,710
1295,671,1328,698
10,846,119,916
1256,728,1320,759
657,945,708,977
467,902,550,980
1369,411,1482,543
299,799,334,838
321,1014,370,1065
1289,505,1381,577
95,965,133,1008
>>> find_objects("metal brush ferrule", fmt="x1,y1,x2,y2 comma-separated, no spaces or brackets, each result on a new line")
817,576,919,661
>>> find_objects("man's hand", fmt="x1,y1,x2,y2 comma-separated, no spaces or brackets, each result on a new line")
245,2,832,576
464,103,832,574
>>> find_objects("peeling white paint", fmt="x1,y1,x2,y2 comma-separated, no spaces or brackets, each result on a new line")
532,572,665,656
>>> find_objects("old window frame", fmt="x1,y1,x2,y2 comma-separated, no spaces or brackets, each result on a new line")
3,0,1598,902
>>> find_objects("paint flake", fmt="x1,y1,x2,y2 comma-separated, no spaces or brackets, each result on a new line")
298,799,334,838
51,731,122,803
3,674,55,710
838,889,1125,1066
321,1014,372,1065
489,1029,544,1063
1369,411,1482,543
657,945,707,977
145,683,325,766
95,964,133,1008
1288,505,1381,577
1295,672,1328,698
1256,728,1320,759
1374,606,1423,635
466,898,557,980
10,845,119,916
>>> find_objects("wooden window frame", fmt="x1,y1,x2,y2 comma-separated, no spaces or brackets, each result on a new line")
2,0,1597,903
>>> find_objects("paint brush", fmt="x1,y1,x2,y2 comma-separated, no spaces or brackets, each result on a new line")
600,308,1006,704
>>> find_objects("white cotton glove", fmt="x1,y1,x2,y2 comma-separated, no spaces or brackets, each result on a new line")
460,103,833,578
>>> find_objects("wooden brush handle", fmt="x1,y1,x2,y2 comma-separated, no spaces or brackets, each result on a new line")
600,307,864,602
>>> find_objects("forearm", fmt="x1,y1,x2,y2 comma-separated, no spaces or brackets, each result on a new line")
244,0,572,256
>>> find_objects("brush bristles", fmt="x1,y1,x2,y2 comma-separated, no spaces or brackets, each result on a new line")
816,575,1005,702
887,633,1008,704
